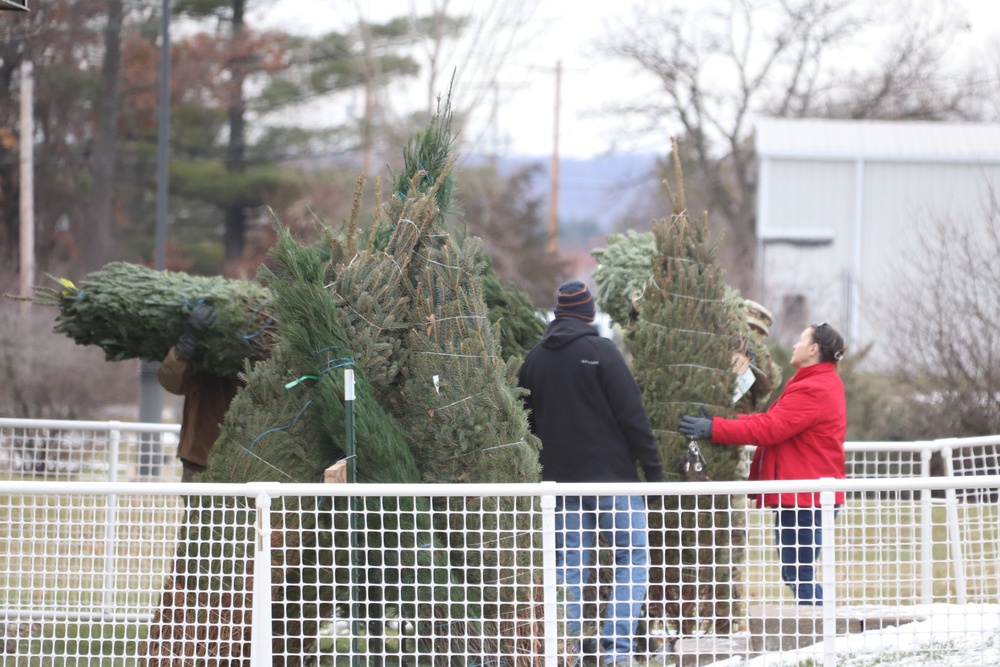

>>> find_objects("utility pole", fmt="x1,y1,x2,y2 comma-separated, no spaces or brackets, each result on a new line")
19,61,34,311
546,60,562,258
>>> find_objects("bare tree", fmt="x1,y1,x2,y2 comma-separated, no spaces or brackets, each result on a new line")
401,0,543,155
879,192,1000,439
599,0,990,295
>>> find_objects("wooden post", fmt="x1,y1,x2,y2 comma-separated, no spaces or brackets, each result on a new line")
546,60,562,258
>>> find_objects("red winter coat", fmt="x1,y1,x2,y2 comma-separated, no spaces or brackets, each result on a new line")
711,362,846,508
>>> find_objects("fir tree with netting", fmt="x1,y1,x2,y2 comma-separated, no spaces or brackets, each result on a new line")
592,229,656,327
333,94,540,484
145,90,544,667
325,98,543,663
592,140,749,640
26,262,271,377
142,220,421,666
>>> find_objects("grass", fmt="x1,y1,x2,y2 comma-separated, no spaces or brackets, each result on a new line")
0,622,146,667
740,497,1000,607
0,492,184,612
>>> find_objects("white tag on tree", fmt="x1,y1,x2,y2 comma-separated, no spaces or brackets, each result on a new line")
732,366,756,403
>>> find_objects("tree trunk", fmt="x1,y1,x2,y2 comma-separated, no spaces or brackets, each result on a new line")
223,0,246,263
83,0,123,272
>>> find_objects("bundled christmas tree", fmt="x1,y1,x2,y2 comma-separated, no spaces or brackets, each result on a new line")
332,95,540,485
325,97,541,664
592,141,764,641
142,220,420,666
592,229,657,327
144,96,542,667
28,262,271,377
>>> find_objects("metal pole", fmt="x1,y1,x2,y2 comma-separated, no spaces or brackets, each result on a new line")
345,369,356,483
138,0,171,470
345,369,360,666
920,445,934,605
155,0,170,272
251,490,274,666
546,60,561,258
941,444,969,604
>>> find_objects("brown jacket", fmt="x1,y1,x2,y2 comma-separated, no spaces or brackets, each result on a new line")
158,347,242,467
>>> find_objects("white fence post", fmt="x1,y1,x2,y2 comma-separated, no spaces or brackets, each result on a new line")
941,443,969,604
102,423,122,617
920,444,934,605
540,484,558,667
250,489,274,667
820,478,837,667
108,421,121,483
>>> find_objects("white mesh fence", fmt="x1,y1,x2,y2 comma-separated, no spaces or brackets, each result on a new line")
0,476,998,667
0,418,181,483
1,422,1000,666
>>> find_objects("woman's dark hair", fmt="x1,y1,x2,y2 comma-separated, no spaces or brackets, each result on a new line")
810,322,846,364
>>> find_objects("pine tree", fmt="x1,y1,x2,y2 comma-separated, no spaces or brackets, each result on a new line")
143,220,421,666
145,92,542,667
326,103,541,663
592,141,751,639
29,262,271,377
592,229,656,327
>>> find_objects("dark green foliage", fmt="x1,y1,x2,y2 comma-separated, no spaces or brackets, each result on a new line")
31,262,271,378
331,170,540,484
160,221,420,666
325,207,415,414
632,210,736,476
150,90,542,667
324,98,542,665
398,228,539,483
330,95,540,485
392,102,455,222
207,219,418,486
477,253,545,363
372,89,456,251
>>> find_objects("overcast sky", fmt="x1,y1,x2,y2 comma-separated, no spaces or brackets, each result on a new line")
258,1,1000,159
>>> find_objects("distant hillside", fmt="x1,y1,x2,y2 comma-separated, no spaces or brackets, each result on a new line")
464,153,663,232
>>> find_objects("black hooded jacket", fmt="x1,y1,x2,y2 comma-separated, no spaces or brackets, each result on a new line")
517,317,664,483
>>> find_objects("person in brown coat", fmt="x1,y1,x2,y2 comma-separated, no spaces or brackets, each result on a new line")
158,303,242,482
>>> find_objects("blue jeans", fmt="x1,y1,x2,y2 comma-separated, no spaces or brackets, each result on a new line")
556,495,649,658
775,507,838,605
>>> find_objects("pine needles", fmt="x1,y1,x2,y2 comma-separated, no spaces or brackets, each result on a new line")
30,262,271,378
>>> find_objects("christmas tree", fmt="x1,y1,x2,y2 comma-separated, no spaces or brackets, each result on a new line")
28,262,271,377
591,140,782,640
325,97,541,662
144,96,543,666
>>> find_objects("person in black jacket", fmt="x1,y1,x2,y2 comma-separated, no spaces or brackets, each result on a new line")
518,281,664,666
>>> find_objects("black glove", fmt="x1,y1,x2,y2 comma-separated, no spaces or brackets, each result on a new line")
175,302,216,360
678,407,713,440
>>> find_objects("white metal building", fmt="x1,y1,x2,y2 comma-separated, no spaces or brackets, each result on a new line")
754,117,1000,366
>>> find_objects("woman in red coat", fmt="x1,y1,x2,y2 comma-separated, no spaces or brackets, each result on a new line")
679,322,847,605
